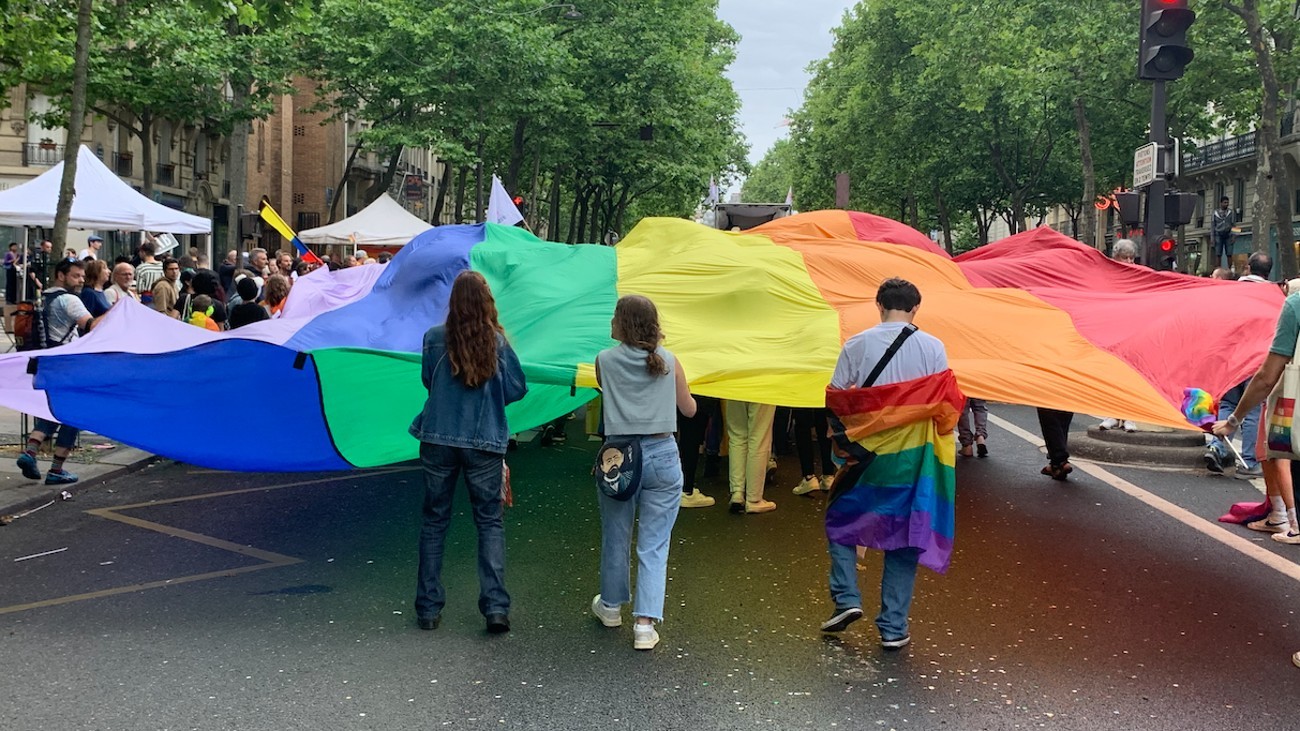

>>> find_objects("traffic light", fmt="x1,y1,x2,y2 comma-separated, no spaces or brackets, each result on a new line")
1115,191,1143,227
512,196,529,219
1139,0,1195,80
1164,191,1198,227
1159,236,1177,253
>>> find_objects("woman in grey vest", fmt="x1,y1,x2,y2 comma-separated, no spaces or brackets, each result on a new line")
590,295,696,650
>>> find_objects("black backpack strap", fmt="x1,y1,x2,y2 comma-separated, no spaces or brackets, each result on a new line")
860,325,918,388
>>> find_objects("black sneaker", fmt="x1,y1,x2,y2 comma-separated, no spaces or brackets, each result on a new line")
1204,450,1224,474
820,606,863,633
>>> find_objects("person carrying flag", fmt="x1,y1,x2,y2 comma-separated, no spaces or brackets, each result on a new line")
819,278,962,649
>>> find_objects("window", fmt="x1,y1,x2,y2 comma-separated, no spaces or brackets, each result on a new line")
1235,178,1246,217
1214,181,1225,207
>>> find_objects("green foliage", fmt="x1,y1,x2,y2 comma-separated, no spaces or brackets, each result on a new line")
743,139,794,203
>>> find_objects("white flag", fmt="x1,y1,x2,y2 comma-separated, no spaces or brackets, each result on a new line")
707,176,719,205
785,186,794,206
487,175,524,226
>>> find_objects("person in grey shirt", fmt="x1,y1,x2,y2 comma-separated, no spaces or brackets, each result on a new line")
16,259,103,485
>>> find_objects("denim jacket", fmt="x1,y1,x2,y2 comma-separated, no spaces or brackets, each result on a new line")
408,326,528,454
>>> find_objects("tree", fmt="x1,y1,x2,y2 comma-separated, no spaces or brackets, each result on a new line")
53,0,94,254
743,139,794,203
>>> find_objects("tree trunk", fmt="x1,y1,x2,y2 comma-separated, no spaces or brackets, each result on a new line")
575,186,591,245
430,162,452,225
589,186,604,243
932,181,953,253
549,169,563,241
328,138,364,223
505,118,528,191
138,111,154,196
612,186,630,238
454,165,468,224
226,84,251,252
1229,0,1296,278
52,0,94,253
1073,94,1096,247
368,146,403,205
527,151,542,232
474,138,485,222
907,192,919,231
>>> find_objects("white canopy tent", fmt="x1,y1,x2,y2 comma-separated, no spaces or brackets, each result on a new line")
0,145,211,233
298,194,432,248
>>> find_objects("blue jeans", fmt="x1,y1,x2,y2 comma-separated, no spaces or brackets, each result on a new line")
1210,380,1260,468
32,416,78,449
828,541,920,640
598,435,683,622
415,442,509,619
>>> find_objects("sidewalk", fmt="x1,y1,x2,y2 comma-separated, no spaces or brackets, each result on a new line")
0,405,157,523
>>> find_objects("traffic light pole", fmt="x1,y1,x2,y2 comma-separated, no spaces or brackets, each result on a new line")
1143,79,1169,268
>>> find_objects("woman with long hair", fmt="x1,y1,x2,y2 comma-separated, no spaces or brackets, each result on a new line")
410,270,527,634
78,259,112,317
590,295,696,651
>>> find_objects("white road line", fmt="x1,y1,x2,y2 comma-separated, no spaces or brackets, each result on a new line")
988,413,1300,583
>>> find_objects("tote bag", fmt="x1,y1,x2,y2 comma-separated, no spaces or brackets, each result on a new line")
1265,328,1300,459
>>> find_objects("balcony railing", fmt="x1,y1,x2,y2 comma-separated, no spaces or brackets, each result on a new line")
1183,112,1297,174
155,163,175,187
22,142,64,166
113,152,134,177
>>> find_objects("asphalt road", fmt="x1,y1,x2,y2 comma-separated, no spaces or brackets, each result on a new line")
1,405,1297,731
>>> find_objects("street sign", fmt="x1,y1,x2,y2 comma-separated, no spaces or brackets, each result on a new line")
1133,142,1159,189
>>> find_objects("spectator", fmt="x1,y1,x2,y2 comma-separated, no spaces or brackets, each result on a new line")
4,242,19,305
228,277,270,329
343,254,358,268
189,269,227,326
677,396,722,507
377,251,393,264
78,259,112,317
354,250,369,265
152,257,181,318
276,251,294,275
16,259,104,485
247,247,269,277
1212,267,1238,281
27,240,53,294
590,294,696,651
134,240,163,303
104,262,137,306
78,234,103,260
264,274,290,317
410,271,527,635
1211,196,1235,270
218,249,238,295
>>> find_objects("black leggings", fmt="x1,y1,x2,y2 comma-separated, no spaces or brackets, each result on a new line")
793,407,833,477
677,396,721,492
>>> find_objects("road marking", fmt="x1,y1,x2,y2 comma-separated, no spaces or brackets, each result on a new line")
0,467,416,615
990,414,1300,583
14,547,68,562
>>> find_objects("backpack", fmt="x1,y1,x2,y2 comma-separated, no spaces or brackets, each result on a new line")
16,291,76,352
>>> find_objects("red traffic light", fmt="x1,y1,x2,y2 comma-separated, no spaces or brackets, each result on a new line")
1160,237,1176,252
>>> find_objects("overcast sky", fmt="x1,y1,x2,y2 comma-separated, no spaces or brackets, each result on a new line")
716,0,857,166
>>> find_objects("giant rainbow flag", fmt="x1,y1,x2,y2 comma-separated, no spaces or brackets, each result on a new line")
0,210,1282,472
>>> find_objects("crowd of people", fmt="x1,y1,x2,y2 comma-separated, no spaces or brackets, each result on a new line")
4,233,393,485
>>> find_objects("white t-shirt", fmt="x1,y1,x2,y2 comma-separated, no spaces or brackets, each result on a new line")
44,287,90,346
830,321,948,389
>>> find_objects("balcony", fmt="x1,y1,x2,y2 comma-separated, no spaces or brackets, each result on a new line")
1183,112,1297,174
22,142,64,166
113,152,134,177
155,163,175,187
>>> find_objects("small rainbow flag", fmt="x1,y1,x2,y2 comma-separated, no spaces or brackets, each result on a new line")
1181,388,1217,430
825,369,965,573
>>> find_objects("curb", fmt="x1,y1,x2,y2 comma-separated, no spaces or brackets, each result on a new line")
0,453,162,524
1071,428,1206,468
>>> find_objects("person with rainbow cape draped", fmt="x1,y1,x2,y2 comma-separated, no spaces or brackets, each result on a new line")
819,278,964,649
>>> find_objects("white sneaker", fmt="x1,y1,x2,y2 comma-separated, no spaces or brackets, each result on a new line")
1122,420,1138,432
767,456,778,472
591,594,622,627
793,476,820,496
680,490,715,508
744,499,777,514
633,623,659,650
820,475,835,491
1247,516,1291,534
1098,418,1120,430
